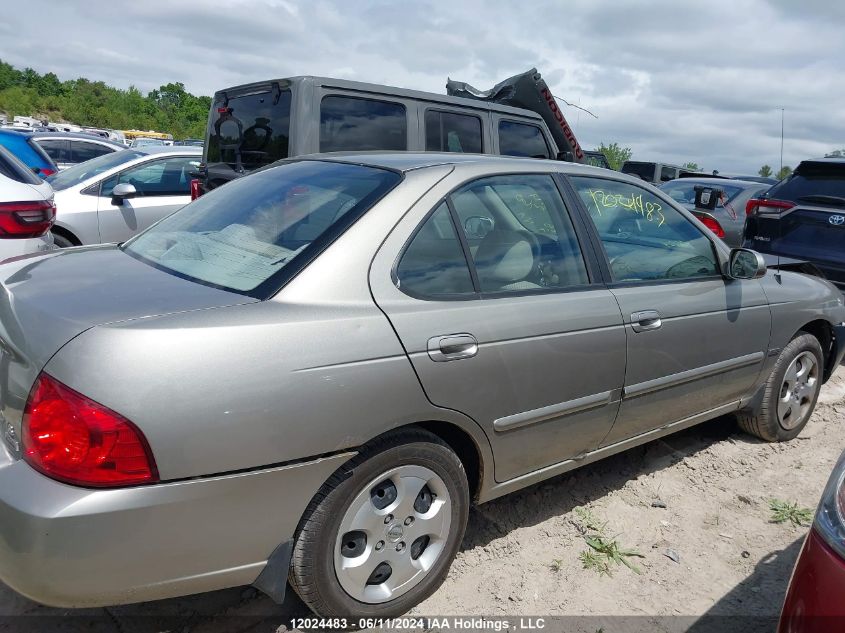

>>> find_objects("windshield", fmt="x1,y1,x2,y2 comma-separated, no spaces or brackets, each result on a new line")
124,160,401,298
660,181,743,206
206,87,291,172
47,150,142,191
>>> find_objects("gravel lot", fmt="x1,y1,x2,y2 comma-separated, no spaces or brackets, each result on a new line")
2,371,844,633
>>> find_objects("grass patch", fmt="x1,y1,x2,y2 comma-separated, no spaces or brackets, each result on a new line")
769,499,813,527
572,506,644,576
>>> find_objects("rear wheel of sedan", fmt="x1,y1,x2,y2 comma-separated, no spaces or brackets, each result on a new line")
737,332,824,442
289,428,469,618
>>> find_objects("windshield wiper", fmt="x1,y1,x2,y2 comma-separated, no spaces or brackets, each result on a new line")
796,195,845,206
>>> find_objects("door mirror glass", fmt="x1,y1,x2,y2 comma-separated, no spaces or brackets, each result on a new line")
728,248,766,280
464,216,494,240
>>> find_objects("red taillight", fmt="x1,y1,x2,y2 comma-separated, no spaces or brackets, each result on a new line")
746,198,795,216
22,373,158,487
190,178,201,200
696,214,725,238
39,168,55,177
0,200,55,238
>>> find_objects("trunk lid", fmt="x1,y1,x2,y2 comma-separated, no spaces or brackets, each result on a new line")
0,245,256,453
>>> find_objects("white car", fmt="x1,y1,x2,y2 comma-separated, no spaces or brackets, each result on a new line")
0,145,55,260
45,146,202,247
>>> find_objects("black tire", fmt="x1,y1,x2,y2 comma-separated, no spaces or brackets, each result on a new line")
289,428,469,618
51,232,76,248
737,332,824,441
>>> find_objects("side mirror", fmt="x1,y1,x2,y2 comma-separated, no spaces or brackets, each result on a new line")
728,248,766,280
111,183,137,206
464,216,494,240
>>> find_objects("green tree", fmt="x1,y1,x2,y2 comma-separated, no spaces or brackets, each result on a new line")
682,162,700,172
0,58,212,139
758,164,773,178
775,166,792,180
597,142,632,171
826,149,845,158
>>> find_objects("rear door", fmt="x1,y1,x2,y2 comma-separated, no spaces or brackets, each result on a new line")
567,175,770,446
370,171,626,482
70,140,116,164
96,155,200,243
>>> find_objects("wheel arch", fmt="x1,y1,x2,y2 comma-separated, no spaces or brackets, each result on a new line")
50,223,82,246
798,319,835,382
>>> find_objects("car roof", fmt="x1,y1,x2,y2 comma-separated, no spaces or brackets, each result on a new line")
136,145,202,156
27,131,124,146
290,151,626,178
664,177,764,189
217,76,547,121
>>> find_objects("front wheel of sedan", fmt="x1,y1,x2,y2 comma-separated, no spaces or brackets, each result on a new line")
737,332,824,442
289,428,469,618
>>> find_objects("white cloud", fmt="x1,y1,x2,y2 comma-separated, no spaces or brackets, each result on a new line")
1,0,843,172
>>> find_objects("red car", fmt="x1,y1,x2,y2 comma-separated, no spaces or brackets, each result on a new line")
780,451,845,632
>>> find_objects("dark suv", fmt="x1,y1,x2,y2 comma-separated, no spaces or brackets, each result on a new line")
744,157,845,290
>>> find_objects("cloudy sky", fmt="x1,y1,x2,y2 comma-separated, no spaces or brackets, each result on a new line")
1,0,843,173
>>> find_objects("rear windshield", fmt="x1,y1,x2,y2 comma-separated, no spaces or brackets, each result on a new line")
206,87,292,171
0,145,42,185
123,160,401,298
767,162,845,203
47,150,142,191
660,181,743,206
621,162,657,181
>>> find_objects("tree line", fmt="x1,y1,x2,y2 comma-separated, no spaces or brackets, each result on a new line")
0,60,211,139
596,141,801,180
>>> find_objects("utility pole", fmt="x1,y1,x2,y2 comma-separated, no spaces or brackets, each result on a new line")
780,107,784,174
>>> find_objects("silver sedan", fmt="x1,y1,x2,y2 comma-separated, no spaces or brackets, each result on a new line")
0,154,842,618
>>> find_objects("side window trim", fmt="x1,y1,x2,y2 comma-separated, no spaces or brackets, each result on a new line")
444,196,481,292
561,173,724,287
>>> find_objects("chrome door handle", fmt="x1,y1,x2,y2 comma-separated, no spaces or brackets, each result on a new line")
427,333,478,362
630,310,662,332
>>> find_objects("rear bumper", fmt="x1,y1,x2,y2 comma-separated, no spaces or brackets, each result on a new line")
0,234,55,263
779,528,845,632
0,447,351,607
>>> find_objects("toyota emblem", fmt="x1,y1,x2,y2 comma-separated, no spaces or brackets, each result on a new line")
830,215,845,226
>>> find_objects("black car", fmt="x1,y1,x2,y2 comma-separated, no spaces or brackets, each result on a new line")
744,157,845,290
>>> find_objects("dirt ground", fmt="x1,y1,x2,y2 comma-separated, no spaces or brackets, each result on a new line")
2,371,844,633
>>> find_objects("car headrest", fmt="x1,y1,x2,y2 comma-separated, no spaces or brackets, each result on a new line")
474,229,536,284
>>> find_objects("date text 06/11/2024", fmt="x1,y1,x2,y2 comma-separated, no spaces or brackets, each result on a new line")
290,617,547,631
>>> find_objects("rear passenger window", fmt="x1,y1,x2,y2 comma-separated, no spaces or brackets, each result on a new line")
320,96,407,152
71,141,114,163
425,110,482,153
36,139,70,163
396,203,474,297
498,121,550,159
450,175,588,292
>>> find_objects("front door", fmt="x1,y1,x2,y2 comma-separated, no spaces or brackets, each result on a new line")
96,155,199,243
371,172,626,482
567,175,771,446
